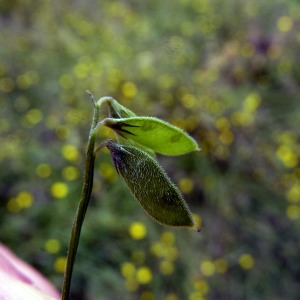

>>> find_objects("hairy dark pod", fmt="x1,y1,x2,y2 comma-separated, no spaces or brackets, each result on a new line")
106,140,195,228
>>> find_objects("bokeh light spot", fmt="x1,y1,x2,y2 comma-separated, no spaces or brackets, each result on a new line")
275,131,297,145
159,260,174,275
26,109,43,125
194,279,209,295
62,166,80,181
62,144,79,162
120,262,136,278
231,111,254,127
122,81,137,98
16,191,34,208
200,260,215,276
167,247,178,261
219,130,234,145
189,291,205,300
276,145,298,168
16,71,39,89
244,93,261,112
277,16,293,32
216,117,230,130
56,125,70,139
286,184,300,203
36,163,52,178
239,254,255,269
161,231,175,246
214,258,228,273
45,239,61,254
178,177,194,194
73,62,90,79
150,241,164,257
286,205,300,220
51,182,69,199
136,266,153,284
129,222,147,240
181,93,196,109
54,256,67,273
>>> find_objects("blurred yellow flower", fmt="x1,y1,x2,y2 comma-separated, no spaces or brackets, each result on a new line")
25,109,43,125
159,260,174,275
286,205,300,220
36,163,52,178
178,177,194,194
45,239,61,254
51,182,69,198
276,145,298,168
54,256,67,273
239,254,255,269
16,191,34,208
194,279,209,295
120,262,136,278
161,231,175,246
122,81,137,98
62,144,79,162
277,16,293,32
200,260,215,276
136,266,152,284
62,166,80,181
129,222,147,240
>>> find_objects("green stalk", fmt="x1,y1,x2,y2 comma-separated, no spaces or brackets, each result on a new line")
61,94,108,300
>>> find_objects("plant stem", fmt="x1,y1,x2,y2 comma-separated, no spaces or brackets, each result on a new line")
61,95,108,300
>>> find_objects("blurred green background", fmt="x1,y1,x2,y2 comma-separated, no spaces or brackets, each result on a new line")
1,0,300,299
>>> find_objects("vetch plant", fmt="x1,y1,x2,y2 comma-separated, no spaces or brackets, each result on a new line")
105,140,195,227
62,92,201,300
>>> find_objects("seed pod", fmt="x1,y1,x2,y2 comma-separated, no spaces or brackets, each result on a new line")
106,140,195,228
104,117,200,156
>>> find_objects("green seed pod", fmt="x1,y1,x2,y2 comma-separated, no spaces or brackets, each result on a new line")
106,140,196,228
104,117,200,156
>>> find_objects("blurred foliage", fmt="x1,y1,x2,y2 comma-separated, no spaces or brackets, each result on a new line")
1,0,300,299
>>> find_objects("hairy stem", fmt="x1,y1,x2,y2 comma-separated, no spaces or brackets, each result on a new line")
61,95,108,300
